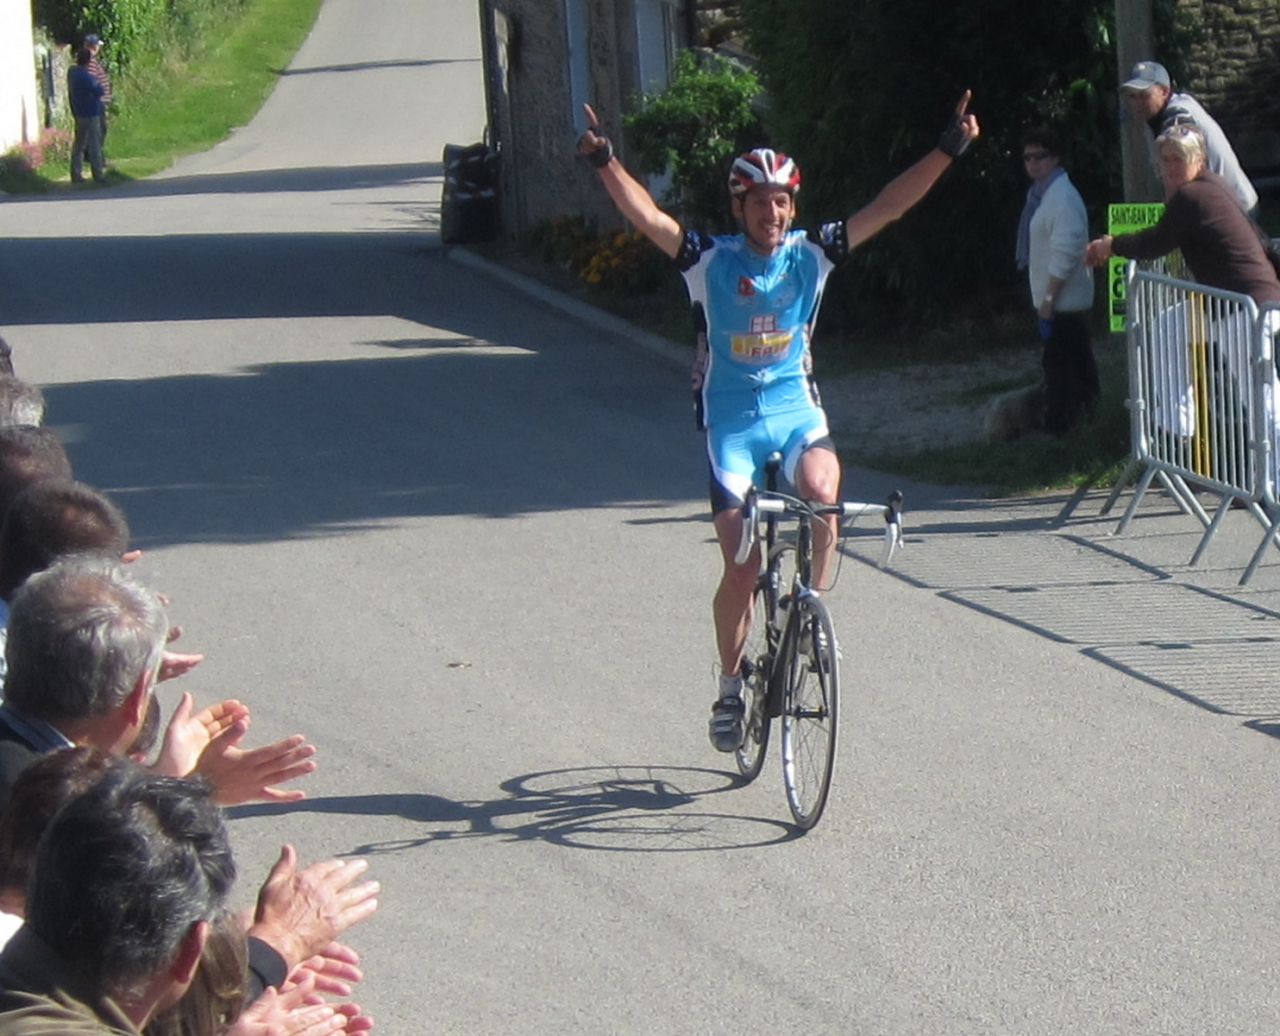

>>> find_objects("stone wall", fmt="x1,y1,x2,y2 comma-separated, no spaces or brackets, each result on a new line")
479,0,677,238
1179,0,1280,168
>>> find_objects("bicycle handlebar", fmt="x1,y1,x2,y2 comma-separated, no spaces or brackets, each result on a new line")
734,490,904,567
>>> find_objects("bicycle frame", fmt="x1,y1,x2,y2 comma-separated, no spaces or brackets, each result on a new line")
732,457,902,829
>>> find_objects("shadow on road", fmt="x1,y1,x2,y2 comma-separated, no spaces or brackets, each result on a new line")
1,224,706,540
0,163,442,200
277,57,480,77
228,765,800,852
837,483,1280,727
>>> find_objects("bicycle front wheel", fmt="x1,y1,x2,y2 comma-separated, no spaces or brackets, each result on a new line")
780,595,839,829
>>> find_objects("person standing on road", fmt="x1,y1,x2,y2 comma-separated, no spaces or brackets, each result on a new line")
577,94,979,752
67,49,105,184
1015,126,1098,435
82,33,113,147
1120,60,1257,216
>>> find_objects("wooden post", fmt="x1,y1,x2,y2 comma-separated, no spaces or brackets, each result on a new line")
1115,0,1164,202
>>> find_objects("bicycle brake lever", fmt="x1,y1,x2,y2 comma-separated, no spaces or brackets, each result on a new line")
733,502,757,566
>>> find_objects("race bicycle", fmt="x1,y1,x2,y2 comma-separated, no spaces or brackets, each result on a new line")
732,455,902,830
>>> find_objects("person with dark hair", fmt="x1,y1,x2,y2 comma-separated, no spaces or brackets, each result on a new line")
0,429,73,673
0,428,72,520
0,477,207,687
67,48,105,184
0,479,129,602
0,380,45,429
1015,126,1098,435
0,745,114,947
578,94,980,750
0,748,376,1033
0,759,233,1032
0,761,371,1036
0,478,130,684
0,340,15,380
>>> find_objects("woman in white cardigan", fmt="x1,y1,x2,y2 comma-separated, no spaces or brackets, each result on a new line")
1016,127,1099,434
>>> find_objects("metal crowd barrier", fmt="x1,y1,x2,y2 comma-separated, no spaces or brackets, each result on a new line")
1102,266,1280,584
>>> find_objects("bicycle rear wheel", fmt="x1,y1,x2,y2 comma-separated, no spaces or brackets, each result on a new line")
780,595,839,829
734,544,792,780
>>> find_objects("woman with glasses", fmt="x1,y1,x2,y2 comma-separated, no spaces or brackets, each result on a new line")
1085,123,1280,308
1016,127,1098,434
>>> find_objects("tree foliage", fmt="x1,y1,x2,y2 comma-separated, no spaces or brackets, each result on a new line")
623,50,763,232
32,0,249,73
738,0,1132,336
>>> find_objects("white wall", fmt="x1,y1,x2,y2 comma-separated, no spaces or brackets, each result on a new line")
634,0,675,93
0,0,39,152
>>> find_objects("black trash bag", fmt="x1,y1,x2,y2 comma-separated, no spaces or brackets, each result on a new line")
441,142,498,244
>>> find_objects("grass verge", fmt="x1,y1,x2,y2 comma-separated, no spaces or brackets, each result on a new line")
847,340,1131,493
107,0,325,179
2,0,323,191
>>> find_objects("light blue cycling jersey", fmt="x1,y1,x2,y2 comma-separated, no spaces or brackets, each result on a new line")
675,223,848,509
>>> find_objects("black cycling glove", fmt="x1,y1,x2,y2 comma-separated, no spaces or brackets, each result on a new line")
577,123,614,168
937,113,972,158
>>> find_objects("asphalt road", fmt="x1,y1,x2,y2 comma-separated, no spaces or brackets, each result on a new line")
4,3,1280,1033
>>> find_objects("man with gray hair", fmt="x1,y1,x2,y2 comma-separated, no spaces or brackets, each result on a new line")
1120,60,1258,215
0,556,316,808
0,760,234,1033
0,559,380,1007
0,380,44,429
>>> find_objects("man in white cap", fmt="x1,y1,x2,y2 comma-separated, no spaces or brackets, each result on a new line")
82,33,112,144
1120,60,1258,215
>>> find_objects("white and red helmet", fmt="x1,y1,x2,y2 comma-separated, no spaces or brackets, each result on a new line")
728,148,801,196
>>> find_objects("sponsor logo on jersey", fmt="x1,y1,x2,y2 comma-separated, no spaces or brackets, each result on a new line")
737,276,755,296
730,330,793,364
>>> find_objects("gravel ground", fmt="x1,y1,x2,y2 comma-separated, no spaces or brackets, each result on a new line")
819,351,1043,456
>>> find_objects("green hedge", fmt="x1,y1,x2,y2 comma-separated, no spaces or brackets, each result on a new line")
737,0,1192,339
33,0,250,72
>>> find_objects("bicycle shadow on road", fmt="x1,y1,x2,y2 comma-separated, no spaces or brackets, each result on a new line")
227,764,799,853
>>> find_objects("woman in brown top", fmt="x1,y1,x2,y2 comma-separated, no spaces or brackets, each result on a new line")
1086,123,1280,306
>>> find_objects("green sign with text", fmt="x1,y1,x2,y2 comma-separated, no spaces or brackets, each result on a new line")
1107,203,1165,332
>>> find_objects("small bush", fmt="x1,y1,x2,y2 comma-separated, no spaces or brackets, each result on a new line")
623,50,763,231
579,230,669,293
521,218,671,294
0,128,74,192
521,215,598,271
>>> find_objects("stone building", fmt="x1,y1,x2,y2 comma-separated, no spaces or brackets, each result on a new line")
476,0,691,238
1179,0,1280,173
472,0,1280,239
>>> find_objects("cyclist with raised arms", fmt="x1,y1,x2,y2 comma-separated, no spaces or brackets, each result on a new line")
578,93,979,752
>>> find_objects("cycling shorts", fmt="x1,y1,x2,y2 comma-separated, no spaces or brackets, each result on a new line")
707,404,834,514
